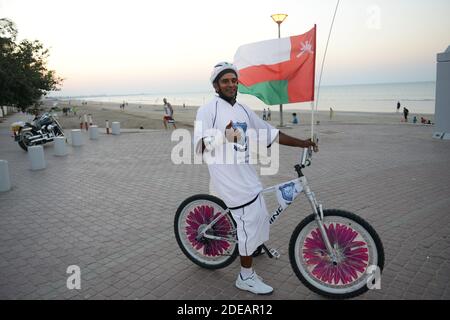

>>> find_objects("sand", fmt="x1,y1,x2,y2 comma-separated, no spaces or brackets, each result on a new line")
47,99,435,130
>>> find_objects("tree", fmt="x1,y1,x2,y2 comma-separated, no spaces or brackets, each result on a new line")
0,18,63,113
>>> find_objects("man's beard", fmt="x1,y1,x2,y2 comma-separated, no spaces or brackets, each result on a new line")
217,88,237,105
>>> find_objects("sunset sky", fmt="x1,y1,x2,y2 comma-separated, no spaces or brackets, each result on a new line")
1,0,449,96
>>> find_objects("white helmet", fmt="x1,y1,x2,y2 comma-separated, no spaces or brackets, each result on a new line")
210,61,239,84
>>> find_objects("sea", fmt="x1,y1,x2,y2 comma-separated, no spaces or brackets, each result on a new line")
65,81,436,114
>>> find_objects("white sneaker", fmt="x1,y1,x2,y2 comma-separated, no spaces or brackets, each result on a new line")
235,272,273,295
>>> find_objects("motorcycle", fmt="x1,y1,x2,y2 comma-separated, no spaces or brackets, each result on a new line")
10,112,65,151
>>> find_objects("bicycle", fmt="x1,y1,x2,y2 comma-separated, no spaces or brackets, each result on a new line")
174,146,384,299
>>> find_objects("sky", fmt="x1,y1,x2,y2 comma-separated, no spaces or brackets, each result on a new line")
1,0,449,97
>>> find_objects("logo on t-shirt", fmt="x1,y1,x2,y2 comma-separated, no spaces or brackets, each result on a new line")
232,122,248,152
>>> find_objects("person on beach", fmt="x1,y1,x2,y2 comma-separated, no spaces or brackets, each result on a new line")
421,117,433,125
397,101,401,113
163,98,176,129
292,112,299,124
267,108,271,121
262,108,267,120
403,107,409,122
194,62,316,295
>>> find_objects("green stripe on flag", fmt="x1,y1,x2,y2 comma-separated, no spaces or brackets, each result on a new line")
238,80,289,105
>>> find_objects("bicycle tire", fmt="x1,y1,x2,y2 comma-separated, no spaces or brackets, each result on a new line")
174,194,239,270
289,209,385,299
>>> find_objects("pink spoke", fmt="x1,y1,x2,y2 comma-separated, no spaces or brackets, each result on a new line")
185,205,233,257
303,222,370,285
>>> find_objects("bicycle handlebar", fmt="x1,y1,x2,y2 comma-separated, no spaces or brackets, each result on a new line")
299,134,318,168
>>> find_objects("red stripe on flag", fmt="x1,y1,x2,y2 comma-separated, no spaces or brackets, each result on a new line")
238,62,286,85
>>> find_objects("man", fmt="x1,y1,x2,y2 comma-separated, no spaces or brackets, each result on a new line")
403,107,409,122
194,62,316,295
163,98,176,129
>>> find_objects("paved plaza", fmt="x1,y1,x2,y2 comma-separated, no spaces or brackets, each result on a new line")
1,113,449,300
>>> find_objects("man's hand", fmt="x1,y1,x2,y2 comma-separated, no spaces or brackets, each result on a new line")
301,138,319,152
279,132,318,152
303,138,316,149
225,121,241,143
305,138,319,153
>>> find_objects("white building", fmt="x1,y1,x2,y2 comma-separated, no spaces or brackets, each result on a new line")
433,46,450,140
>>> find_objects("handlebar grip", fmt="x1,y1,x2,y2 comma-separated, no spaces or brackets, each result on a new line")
312,133,319,153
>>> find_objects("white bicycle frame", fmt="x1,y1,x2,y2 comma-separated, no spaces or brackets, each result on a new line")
198,147,339,263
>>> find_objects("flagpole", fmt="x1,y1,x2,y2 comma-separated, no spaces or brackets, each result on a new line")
314,0,340,140
311,24,317,142
311,1,340,147
311,101,315,141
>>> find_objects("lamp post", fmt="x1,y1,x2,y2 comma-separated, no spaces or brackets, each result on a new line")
271,14,288,127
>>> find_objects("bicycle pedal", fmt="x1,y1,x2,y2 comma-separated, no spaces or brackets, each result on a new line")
251,245,265,257
269,248,280,259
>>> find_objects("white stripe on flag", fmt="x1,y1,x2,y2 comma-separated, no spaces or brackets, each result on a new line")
233,36,292,70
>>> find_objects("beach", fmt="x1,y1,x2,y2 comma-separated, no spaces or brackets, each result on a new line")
48,99,436,131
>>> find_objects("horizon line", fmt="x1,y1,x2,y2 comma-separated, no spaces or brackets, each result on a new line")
48,79,436,99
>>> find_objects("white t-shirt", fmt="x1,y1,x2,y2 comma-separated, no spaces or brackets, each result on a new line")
164,103,173,117
194,96,279,208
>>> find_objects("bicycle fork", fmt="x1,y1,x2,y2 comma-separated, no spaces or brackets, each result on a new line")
301,176,339,265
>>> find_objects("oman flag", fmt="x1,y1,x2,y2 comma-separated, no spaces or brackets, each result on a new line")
234,25,316,105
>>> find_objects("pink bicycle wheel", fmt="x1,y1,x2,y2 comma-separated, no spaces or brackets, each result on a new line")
289,209,384,299
175,194,239,269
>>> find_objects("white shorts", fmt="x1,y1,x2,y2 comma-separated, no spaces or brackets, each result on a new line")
229,194,270,256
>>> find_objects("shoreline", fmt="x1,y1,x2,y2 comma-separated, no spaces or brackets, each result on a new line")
44,99,435,130
53,97,435,115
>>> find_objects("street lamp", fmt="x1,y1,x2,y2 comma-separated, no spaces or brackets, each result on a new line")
271,14,288,37
271,13,288,127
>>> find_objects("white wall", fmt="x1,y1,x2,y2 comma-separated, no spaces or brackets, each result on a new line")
434,46,450,139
